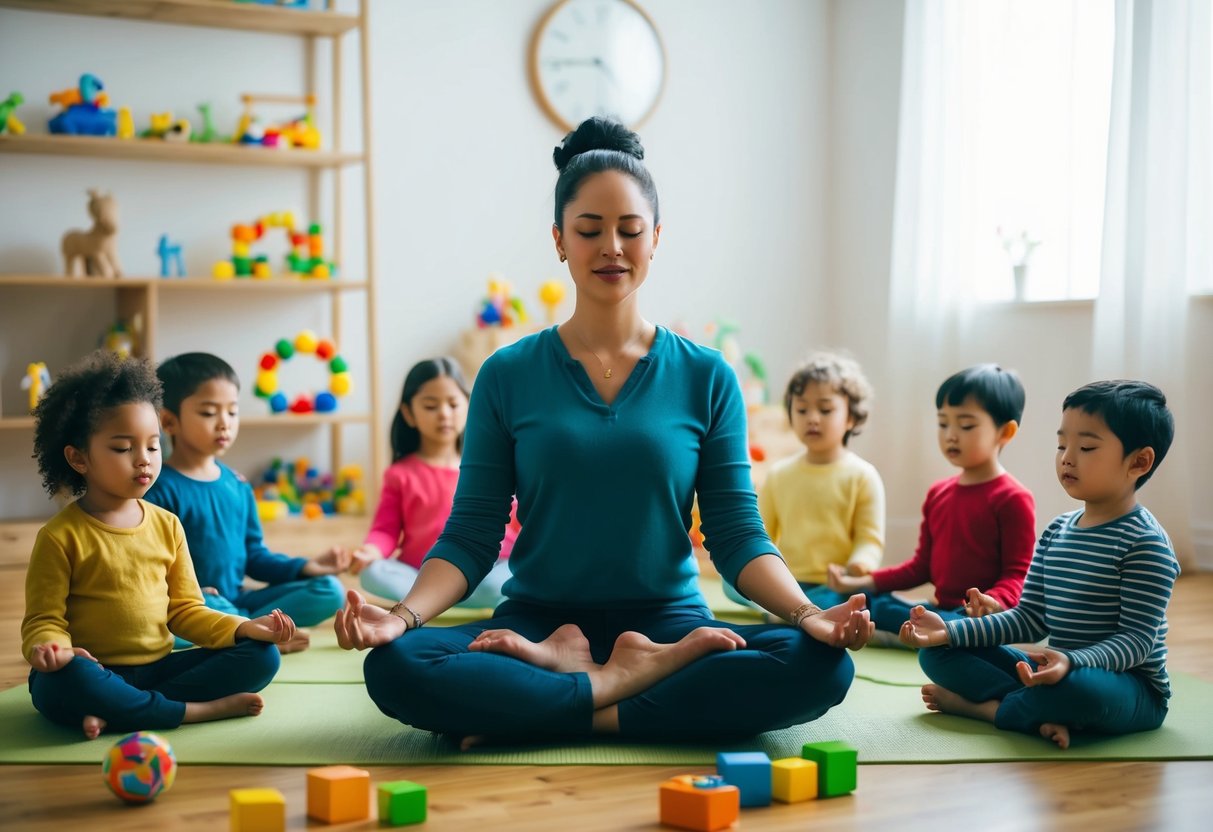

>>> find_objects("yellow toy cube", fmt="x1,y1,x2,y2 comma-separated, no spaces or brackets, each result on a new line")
307,765,371,823
771,757,818,803
230,788,285,832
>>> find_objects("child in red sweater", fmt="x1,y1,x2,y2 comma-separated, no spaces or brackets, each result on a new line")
828,364,1035,638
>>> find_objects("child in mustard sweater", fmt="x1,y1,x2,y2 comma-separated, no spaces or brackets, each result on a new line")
22,351,296,739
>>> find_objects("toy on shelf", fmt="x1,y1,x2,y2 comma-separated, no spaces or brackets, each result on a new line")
539,279,567,324
157,234,185,277
21,362,51,413
254,457,364,521
191,102,225,143
116,106,134,139
0,92,25,135
48,73,116,136
212,211,334,280
140,111,191,142
102,731,176,804
476,276,529,328
100,316,141,359
254,330,351,414
62,189,122,278
235,92,321,149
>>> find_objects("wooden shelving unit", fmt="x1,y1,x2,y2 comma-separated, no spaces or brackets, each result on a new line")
0,0,382,527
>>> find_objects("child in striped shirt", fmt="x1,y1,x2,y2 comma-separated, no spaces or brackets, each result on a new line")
901,380,1178,749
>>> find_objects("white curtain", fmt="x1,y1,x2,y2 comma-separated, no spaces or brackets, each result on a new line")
1094,0,1210,567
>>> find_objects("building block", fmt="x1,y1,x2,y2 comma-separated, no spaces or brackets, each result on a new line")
659,774,740,831
800,740,858,797
378,780,428,826
771,757,818,803
715,751,772,807
306,765,371,823
230,788,286,832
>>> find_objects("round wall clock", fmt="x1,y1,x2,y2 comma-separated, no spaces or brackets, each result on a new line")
529,0,666,132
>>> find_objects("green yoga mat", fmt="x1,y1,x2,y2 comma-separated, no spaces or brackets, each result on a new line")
2,669,1209,766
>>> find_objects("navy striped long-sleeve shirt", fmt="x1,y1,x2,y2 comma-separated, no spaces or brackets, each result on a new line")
945,505,1179,698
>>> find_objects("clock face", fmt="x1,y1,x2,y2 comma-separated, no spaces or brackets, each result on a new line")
530,0,666,131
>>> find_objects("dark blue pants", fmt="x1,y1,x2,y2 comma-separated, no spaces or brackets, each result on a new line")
918,643,1168,737
29,639,280,734
866,593,965,634
363,600,855,741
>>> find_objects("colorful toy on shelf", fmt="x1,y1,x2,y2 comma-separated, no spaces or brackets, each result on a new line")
212,211,334,280
539,279,567,324
254,330,351,414
62,189,122,278
116,106,134,139
100,320,138,359
48,73,116,136
235,92,321,149
141,111,191,142
254,457,364,520
21,362,52,413
157,234,185,278
102,731,176,804
0,91,26,135
191,102,225,143
476,276,529,328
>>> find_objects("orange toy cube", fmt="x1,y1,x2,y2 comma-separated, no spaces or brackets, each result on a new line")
306,764,371,823
771,757,818,803
659,774,740,831
230,788,286,832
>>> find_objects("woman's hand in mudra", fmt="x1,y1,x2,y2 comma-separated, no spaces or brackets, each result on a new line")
334,589,407,650
800,594,873,650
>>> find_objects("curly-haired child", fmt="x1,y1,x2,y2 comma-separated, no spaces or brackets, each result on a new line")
21,350,295,739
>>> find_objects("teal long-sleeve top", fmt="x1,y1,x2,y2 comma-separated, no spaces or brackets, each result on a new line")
145,462,307,602
428,325,779,609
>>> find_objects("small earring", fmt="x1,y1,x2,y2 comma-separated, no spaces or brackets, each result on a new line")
650,253,654,260
559,254,566,263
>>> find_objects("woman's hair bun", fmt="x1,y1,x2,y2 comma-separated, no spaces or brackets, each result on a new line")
553,116,645,172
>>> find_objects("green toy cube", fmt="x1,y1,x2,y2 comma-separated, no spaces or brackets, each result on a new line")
378,780,426,826
800,740,857,797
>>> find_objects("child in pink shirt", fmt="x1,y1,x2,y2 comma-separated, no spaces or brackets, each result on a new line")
351,358,516,608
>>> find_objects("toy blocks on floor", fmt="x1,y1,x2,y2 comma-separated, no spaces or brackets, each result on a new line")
306,765,371,823
378,780,428,826
771,757,818,803
659,774,740,831
800,740,858,797
715,751,772,807
230,788,286,832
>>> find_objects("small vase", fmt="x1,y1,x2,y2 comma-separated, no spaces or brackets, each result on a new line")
1012,264,1028,301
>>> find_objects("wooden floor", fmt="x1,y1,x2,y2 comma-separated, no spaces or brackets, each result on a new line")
2,535,1211,830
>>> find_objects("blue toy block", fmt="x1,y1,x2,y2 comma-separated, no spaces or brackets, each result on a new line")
715,751,771,807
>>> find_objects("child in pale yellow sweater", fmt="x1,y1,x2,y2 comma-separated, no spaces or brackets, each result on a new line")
726,351,885,611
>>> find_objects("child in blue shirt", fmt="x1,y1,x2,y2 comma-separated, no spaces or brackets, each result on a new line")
145,353,349,653
902,380,1179,749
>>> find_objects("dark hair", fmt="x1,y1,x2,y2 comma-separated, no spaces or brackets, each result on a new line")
784,351,873,445
1062,380,1173,489
157,352,240,414
32,350,163,497
936,364,1025,428
390,357,470,462
553,116,659,230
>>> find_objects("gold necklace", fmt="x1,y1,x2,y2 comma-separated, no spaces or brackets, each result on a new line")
568,324,645,380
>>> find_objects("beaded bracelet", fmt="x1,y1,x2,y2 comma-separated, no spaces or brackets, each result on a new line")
790,602,824,627
388,601,424,631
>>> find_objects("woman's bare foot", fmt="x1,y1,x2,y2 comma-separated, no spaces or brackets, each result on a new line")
82,715,106,739
469,624,597,673
277,628,311,654
921,684,999,723
587,628,745,709
1039,722,1071,749
460,734,486,752
182,692,265,724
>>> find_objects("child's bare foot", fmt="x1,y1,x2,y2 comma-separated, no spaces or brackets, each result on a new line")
183,692,265,724
587,628,745,709
921,684,999,723
82,715,106,739
470,623,597,673
1039,722,1071,749
277,628,311,654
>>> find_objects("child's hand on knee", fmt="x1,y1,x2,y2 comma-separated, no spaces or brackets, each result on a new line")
348,545,380,576
827,563,874,594
237,608,297,644
29,643,100,673
898,605,950,648
1016,648,1070,687
303,546,353,576
963,587,1002,618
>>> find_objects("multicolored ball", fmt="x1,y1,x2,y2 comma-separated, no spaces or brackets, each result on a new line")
102,731,177,804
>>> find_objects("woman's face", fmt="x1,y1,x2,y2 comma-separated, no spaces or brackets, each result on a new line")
553,170,660,308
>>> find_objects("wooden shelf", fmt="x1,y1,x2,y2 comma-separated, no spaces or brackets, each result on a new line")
241,413,372,427
0,417,35,431
0,275,367,292
0,0,359,36
0,134,363,169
